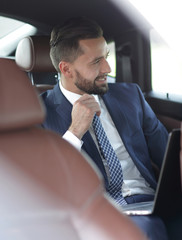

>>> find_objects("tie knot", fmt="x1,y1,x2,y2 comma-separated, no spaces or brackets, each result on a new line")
93,113,98,121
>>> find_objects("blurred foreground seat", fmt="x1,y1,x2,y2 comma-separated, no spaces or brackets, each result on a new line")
0,58,146,240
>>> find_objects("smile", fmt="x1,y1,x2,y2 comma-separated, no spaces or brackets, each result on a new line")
96,76,107,82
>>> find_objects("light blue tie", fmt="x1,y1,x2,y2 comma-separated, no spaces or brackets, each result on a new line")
92,114,127,205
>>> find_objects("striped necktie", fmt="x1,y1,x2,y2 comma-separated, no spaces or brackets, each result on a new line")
92,114,127,205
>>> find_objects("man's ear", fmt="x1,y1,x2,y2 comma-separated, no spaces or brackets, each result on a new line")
59,61,72,77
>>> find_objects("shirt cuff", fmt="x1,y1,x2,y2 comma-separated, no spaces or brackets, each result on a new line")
63,130,83,150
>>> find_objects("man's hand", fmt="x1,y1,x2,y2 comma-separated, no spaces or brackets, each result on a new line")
68,94,101,139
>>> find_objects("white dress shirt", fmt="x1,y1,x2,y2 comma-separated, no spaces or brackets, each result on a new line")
60,81,155,197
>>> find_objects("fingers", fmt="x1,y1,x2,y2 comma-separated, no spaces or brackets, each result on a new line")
69,94,101,139
74,94,101,117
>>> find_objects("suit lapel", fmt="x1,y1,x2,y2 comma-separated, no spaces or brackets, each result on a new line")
52,83,73,128
101,90,135,167
102,91,130,142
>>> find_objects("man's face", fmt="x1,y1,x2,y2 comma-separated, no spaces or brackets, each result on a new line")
69,37,111,95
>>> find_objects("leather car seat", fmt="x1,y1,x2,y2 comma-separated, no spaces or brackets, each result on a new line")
15,36,57,93
0,58,147,240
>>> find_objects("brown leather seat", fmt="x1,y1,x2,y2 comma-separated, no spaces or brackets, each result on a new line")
15,36,57,93
0,58,147,239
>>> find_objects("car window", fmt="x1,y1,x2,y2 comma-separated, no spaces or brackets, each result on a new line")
150,29,182,96
123,0,182,96
0,16,37,57
107,41,116,82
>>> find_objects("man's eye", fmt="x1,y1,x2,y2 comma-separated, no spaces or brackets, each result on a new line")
94,59,100,64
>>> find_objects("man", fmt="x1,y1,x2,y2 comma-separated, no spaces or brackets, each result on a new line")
41,17,169,239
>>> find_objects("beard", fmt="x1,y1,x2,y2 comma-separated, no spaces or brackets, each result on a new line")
74,70,109,95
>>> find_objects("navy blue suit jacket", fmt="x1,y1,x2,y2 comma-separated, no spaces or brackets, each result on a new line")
41,82,168,190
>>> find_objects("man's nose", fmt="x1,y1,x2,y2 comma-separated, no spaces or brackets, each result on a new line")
101,59,111,74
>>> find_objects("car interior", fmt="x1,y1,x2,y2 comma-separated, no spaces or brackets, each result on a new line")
0,0,182,239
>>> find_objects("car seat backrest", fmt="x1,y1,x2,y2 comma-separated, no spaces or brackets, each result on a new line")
0,58,45,131
0,57,146,240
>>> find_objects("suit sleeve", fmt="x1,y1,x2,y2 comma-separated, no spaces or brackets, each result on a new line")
135,85,168,168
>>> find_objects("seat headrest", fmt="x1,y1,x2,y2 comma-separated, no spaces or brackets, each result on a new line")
0,58,45,132
15,36,55,72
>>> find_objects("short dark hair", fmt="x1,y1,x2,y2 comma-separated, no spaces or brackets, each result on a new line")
50,17,103,72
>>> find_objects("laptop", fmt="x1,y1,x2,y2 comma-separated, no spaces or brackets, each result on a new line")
122,129,182,218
